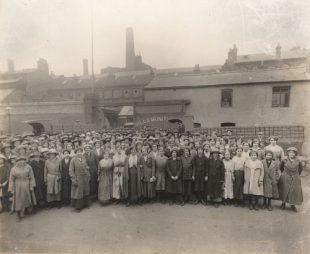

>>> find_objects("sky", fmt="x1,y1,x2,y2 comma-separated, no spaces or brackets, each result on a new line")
0,0,310,76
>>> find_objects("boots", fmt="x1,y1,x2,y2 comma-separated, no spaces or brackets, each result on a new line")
262,198,267,209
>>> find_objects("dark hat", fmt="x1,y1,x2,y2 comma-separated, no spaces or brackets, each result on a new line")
210,148,220,154
30,151,42,158
93,140,101,146
264,150,274,157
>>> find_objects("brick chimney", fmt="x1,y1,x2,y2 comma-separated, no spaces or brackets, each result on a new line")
8,59,14,73
276,43,281,59
37,58,49,76
83,58,89,76
126,27,136,71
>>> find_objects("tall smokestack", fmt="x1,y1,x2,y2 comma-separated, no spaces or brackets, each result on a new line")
126,27,136,71
8,59,14,73
83,58,89,76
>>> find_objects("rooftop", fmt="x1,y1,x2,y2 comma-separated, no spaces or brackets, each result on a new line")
145,66,310,90
235,48,309,64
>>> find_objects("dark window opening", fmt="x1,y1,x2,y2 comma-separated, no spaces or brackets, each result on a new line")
221,122,236,127
221,89,233,107
272,86,290,107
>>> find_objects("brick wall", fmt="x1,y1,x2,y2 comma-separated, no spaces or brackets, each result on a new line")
144,81,310,154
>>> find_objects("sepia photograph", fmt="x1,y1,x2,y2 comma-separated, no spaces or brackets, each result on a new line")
0,0,310,253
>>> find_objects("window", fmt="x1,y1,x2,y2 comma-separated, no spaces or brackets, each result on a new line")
221,89,233,107
272,86,290,107
221,122,236,127
133,89,141,97
112,89,120,98
123,89,130,98
104,89,112,99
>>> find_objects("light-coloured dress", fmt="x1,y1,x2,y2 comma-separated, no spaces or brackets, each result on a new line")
9,164,36,212
44,158,61,202
243,159,264,196
98,158,113,203
223,159,234,199
112,153,126,199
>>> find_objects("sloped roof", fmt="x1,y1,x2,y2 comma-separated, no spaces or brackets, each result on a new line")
0,89,14,102
155,65,221,75
236,49,308,64
145,67,310,90
49,70,153,90
118,106,134,116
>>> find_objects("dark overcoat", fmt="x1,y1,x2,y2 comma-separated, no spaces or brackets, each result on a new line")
207,158,225,199
60,157,72,200
30,160,46,202
262,159,280,198
192,155,208,192
279,158,303,205
84,152,98,195
166,158,183,194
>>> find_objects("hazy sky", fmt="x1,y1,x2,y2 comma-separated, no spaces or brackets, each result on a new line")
0,0,310,76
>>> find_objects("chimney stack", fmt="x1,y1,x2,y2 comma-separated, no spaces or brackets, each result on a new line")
83,58,89,76
276,43,281,59
37,58,49,76
8,59,14,73
126,27,136,71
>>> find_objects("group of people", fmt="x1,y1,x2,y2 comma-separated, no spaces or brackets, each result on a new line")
0,128,305,221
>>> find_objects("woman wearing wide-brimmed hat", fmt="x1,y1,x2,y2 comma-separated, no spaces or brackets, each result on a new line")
44,149,62,208
279,147,303,212
98,150,113,205
207,148,225,208
8,156,36,221
29,151,46,208
60,150,72,205
69,147,90,212
1,143,13,160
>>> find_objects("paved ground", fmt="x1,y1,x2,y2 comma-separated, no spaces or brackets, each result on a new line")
1,175,310,254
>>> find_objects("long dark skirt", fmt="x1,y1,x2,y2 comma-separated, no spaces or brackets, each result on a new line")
128,168,138,203
183,180,193,196
71,196,90,210
233,170,244,200
142,181,156,199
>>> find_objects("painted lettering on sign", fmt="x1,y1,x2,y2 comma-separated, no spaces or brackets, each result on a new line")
135,116,169,126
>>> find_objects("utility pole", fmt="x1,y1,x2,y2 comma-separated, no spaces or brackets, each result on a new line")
6,106,12,136
91,1,95,93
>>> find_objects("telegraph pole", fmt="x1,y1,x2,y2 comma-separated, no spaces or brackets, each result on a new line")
91,0,95,93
